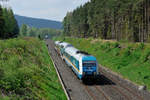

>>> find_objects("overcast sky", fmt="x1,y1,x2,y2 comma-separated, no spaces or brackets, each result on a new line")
1,0,90,21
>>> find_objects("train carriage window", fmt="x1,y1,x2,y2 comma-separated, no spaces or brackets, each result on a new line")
73,60,76,65
70,56,74,62
76,60,79,69
71,57,79,69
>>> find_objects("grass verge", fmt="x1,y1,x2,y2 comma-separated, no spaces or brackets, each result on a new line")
0,37,66,100
54,37,150,91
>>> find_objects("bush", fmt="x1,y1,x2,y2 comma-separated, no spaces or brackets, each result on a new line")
0,37,66,100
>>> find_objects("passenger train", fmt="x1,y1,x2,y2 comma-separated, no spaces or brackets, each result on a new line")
55,41,99,80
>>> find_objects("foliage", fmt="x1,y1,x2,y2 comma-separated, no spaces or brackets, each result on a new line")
38,28,62,39
63,0,150,42
55,37,150,90
20,24,28,36
20,25,62,39
0,5,5,38
0,37,66,100
0,7,19,39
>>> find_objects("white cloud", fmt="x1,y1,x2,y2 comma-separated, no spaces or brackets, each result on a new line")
7,0,89,21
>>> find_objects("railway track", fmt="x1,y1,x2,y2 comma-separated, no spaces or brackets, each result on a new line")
100,70,145,100
46,39,150,100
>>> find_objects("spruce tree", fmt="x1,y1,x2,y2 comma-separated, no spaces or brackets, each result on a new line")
0,5,5,38
2,8,19,38
63,0,150,42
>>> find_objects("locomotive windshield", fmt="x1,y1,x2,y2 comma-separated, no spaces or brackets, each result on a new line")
83,61,96,67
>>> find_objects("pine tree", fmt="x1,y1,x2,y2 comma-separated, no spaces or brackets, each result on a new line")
0,5,5,38
63,0,150,42
2,8,19,38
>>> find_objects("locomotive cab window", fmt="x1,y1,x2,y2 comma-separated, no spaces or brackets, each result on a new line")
83,61,96,67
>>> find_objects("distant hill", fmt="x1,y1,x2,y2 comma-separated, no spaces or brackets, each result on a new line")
15,15,62,29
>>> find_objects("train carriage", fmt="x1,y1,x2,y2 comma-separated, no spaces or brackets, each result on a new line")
62,46,99,80
55,41,99,80
54,41,63,55
55,41,73,55
59,42,73,56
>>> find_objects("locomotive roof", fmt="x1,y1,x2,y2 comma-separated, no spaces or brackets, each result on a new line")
65,46,93,60
65,46,79,55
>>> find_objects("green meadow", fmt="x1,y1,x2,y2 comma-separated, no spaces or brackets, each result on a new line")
0,37,66,100
54,37,150,90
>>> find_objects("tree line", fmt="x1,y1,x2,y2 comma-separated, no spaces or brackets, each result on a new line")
0,5,19,39
20,24,62,39
63,0,150,42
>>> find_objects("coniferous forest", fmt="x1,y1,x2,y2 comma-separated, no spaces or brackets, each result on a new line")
0,5,19,39
63,0,150,42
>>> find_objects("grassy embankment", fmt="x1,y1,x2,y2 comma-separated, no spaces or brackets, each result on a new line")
54,37,150,90
0,37,66,100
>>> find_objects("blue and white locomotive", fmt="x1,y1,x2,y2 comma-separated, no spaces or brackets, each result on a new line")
55,41,99,80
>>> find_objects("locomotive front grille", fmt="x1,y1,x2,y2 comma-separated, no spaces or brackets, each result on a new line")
82,60,97,76
83,66,96,75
